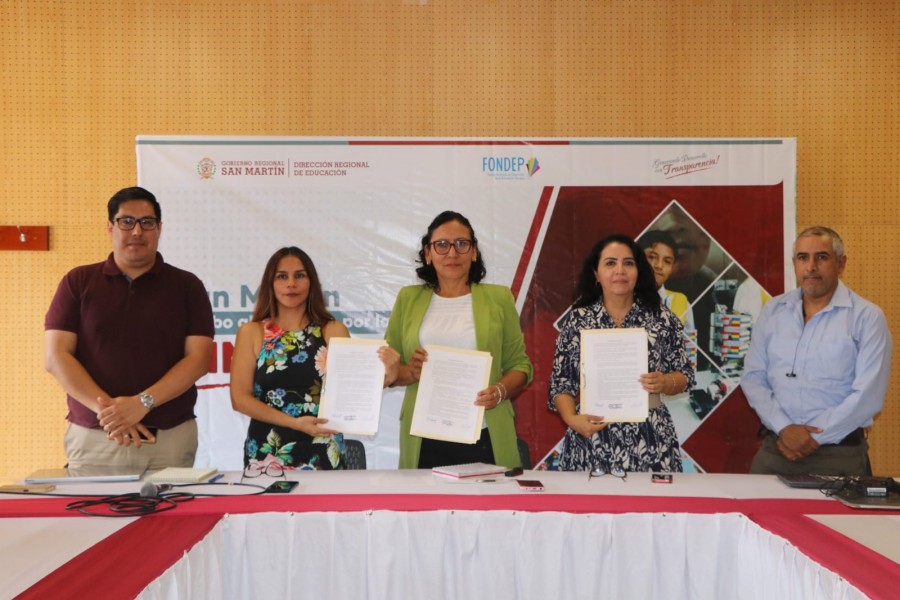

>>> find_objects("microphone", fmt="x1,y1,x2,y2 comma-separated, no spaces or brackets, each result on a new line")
785,324,807,378
140,482,173,497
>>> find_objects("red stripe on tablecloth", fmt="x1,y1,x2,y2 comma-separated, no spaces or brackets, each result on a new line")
750,513,899,600
15,514,221,600
0,494,883,518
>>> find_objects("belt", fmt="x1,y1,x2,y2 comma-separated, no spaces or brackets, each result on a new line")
825,428,865,447
761,427,865,447
648,394,663,409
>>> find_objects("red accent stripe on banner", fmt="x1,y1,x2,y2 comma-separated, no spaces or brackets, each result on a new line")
15,514,221,600
511,186,554,299
752,513,900,599
346,140,570,146
197,382,228,390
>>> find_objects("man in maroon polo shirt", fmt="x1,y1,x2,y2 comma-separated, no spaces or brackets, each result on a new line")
44,186,214,470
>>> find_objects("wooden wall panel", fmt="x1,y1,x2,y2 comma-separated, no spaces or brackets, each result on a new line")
1,0,897,482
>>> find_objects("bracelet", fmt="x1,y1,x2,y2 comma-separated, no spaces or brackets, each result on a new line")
494,381,508,401
667,374,677,395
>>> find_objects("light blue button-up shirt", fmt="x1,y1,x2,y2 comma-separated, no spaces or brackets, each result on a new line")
741,281,892,444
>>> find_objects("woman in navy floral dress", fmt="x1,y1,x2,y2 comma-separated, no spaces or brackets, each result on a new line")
230,247,398,469
548,234,695,472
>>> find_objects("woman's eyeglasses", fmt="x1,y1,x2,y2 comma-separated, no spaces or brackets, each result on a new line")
429,239,474,255
588,463,627,482
242,462,285,482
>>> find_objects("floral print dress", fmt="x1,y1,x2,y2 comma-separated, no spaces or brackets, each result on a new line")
548,299,695,473
243,320,344,469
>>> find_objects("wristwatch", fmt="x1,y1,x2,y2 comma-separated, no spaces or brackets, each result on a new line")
139,392,155,411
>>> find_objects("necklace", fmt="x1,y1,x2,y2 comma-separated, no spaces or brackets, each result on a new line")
605,305,631,328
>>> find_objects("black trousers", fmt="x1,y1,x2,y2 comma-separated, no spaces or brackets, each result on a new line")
417,428,495,469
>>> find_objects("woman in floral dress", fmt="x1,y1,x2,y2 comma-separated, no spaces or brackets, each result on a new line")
548,234,695,473
230,247,397,469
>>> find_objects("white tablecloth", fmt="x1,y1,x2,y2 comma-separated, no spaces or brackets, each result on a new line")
139,510,866,600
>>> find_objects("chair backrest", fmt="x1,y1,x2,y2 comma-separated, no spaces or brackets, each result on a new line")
517,438,531,469
343,439,367,470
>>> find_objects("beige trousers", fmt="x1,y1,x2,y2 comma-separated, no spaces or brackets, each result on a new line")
64,420,198,471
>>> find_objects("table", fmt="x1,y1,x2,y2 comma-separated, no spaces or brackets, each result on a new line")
2,472,897,599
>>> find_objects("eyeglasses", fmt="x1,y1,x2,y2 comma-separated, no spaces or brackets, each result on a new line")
113,216,160,231
429,239,474,255
588,462,627,482
241,461,285,482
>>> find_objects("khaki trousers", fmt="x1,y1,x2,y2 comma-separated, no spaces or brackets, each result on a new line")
64,420,198,471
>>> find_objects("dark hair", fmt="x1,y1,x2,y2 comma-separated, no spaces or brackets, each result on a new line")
573,233,661,311
107,187,161,221
251,247,335,325
638,230,678,261
414,211,487,288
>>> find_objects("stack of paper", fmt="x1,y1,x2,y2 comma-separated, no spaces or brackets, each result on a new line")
145,467,218,484
431,462,506,479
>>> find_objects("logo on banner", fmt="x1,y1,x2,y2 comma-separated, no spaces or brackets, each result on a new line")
198,158,290,178
481,155,541,180
197,157,217,180
653,153,721,179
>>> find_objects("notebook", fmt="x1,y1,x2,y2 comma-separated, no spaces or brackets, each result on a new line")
145,467,219,484
24,466,145,484
432,462,506,479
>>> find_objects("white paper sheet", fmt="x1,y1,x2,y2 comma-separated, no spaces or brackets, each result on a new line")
580,328,649,422
319,338,387,435
410,345,492,444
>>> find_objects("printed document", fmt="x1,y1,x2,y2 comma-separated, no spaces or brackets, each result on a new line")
319,337,387,435
410,345,492,444
580,328,649,422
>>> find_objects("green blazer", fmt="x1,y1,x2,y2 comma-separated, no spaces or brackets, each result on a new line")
385,283,534,469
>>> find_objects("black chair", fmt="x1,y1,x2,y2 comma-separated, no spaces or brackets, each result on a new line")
517,438,531,469
343,439,367,470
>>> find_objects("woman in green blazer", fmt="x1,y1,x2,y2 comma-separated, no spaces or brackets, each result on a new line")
385,211,533,469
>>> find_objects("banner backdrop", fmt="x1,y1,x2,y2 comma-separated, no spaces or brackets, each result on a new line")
137,137,796,472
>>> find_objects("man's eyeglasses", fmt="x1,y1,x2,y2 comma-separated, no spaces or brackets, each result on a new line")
241,462,285,482
429,239,474,255
588,463,627,482
113,216,161,231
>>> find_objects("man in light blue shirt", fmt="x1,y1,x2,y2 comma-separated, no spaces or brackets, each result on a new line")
741,226,892,475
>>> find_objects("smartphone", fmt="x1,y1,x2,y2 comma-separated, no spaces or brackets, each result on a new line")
516,479,544,492
504,466,524,478
651,473,673,484
138,427,158,444
265,480,299,494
